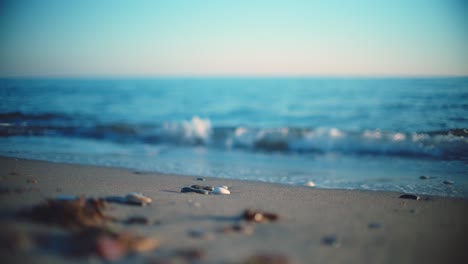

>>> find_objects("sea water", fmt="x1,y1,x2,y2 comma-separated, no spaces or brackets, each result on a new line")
1,78,467,197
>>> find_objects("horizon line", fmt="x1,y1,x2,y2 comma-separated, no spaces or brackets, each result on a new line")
1,73,468,80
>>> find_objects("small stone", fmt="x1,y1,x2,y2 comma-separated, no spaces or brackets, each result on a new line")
124,216,150,225
125,192,152,204
304,181,315,187
419,175,430,179
242,209,279,223
212,187,230,195
191,185,214,191
219,185,229,190
321,235,340,247
196,178,206,181
181,187,209,195
443,180,454,185
399,194,420,200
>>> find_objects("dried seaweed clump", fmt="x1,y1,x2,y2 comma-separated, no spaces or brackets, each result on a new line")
19,197,112,229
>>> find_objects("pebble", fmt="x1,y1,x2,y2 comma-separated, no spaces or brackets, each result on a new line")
125,192,152,205
443,180,454,185
321,235,340,247
212,186,231,195
219,185,229,190
196,178,206,181
191,185,214,191
181,187,209,195
242,209,279,223
399,194,420,200
304,181,315,187
124,216,150,225
419,175,431,180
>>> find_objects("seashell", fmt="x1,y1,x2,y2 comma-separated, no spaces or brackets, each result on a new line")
125,192,152,204
305,181,315,187
218,185,229,190
211,187,230,195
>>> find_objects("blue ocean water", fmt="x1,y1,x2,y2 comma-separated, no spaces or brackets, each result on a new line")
1,78,467,197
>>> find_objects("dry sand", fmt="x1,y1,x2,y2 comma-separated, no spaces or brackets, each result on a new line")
0,156,467,264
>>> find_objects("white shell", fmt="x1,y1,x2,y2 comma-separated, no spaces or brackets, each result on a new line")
212,187,231,195
305,181,315,187
218,185,229,190
126,192,152,203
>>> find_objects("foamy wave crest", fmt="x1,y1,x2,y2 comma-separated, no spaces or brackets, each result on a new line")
161,116,212,144
222,127,468,159
1,112,467,160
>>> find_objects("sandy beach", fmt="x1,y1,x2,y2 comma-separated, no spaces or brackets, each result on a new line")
0,156,467,264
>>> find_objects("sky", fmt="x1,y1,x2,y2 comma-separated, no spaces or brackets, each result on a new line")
0,0,467,77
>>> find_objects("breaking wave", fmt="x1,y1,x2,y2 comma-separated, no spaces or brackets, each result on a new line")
1,112,467,160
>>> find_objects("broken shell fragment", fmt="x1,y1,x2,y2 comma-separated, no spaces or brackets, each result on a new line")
242,209,279,223
125,192,152,204
212,187,230,195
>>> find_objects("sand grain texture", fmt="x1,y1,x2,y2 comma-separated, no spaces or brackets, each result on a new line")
0,157,467,264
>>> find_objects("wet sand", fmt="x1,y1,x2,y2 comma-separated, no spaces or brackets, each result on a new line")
0,156,467,264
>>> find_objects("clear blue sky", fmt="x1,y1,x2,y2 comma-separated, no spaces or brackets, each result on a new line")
0,0,467,77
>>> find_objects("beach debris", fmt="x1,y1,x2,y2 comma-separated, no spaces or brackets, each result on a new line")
124,216,150,225
196,177,206,181
187,228,215,240
19,197,112,229
321,235,340,247
443,180,454,185
190,185,214,191
71,227,159,261
218,223,255,235
242,253,290,264
105,193,152,206
304,181,315,187
181,186,209,195
368,222,382,229
212,186,231,195
242,209,279,223
125,192,152,204
399,194,420,200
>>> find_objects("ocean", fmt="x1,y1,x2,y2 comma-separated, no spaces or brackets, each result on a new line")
1,77,467,197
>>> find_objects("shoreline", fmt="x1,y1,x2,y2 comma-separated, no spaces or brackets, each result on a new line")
1,156,468,263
